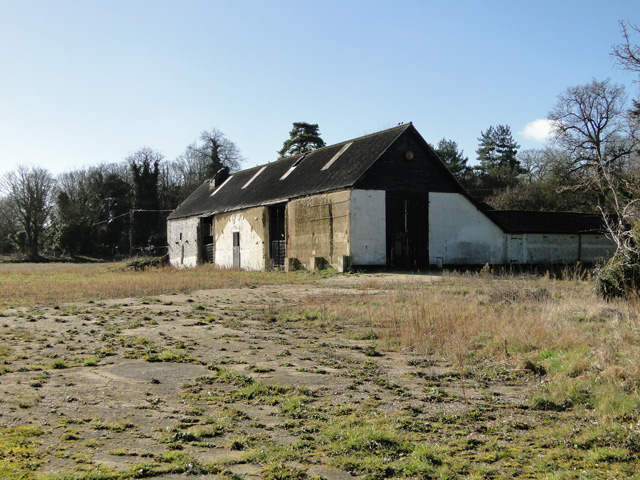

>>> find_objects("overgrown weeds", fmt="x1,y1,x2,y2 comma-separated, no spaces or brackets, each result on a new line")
289,271,640,421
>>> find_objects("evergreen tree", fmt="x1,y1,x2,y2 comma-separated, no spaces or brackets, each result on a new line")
473,125,522,198
431,138,473,187
93,168,132,255
128,147,162,252
53,169,101,256
277,122,325,158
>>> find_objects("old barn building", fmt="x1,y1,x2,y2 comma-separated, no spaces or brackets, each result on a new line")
167,123,614,271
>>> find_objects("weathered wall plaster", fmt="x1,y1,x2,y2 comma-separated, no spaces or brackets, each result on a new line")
509,233,615,264
287,191,350,268
349,189,386,265
167,217,200,268
214,206,267,270
429,192,506,265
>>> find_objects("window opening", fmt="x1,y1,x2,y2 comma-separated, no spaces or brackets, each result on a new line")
292,153,307,167
269,205,286,268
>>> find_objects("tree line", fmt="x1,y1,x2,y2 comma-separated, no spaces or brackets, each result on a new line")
0,123,324,259
0,128,243,258
431,21,640,297
433,23,640,237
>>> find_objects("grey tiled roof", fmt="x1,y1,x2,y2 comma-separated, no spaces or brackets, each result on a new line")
168,123,412,220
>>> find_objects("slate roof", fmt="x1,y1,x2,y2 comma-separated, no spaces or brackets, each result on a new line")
486,210,609,234
168,123,413,220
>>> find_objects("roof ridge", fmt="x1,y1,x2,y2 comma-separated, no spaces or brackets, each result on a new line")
268,122,413,165
320,122,413,151
169,122,416,220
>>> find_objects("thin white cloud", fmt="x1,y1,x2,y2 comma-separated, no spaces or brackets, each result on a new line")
519,119,556,142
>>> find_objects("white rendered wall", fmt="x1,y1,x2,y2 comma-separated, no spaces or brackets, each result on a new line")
524,234,579,263
214,210,266,271
349,190,387,266
580,234,615,263
167,217,200,268
508,234,615,264
429,192,505,265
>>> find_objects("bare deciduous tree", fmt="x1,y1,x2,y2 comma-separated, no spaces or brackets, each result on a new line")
0,165,55,258
612,22,640,79
187,128,244,178
549,79,640,257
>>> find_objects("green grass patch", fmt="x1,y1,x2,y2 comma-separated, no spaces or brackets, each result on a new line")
0,425,43,479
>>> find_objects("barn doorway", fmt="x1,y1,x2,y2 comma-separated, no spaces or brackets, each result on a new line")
386,197,429,268
268,204,286,268
200,216,214,263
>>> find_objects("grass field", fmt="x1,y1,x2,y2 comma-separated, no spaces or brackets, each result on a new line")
0,262,313,309
1,262,639,479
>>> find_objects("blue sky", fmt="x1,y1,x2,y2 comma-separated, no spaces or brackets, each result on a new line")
1,0,639,179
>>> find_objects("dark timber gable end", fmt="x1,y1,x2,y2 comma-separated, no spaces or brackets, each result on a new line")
355,127,462,200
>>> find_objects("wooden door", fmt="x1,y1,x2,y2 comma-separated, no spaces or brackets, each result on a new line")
233,232,241,269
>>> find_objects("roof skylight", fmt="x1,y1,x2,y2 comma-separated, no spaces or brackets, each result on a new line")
209,175,233,197
242,166,267,189
280,153,307,180
321,142,352,170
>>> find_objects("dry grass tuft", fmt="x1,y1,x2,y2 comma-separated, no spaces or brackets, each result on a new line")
296,271,640,418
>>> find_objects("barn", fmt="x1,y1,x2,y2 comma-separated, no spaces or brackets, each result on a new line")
166,123,614,271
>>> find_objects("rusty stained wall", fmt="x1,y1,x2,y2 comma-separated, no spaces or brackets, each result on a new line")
287,191,350,268
213,206,268,270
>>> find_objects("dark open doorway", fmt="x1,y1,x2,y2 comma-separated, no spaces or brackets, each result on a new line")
386,197,429,268
200,216,214,263
269,205,286,268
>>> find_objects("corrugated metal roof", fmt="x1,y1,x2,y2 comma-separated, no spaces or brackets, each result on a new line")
168,123,412,220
